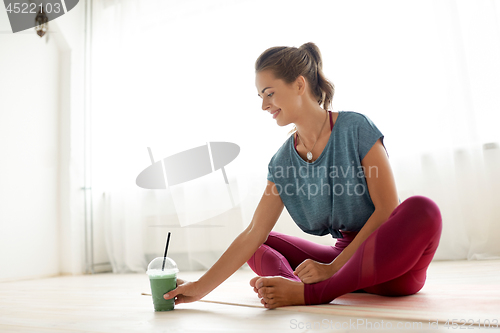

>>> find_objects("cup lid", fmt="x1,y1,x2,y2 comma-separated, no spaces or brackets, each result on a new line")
147,257,179,275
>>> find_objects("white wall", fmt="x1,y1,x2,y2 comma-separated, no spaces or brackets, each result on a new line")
0,2,86,281
51,2,87,276
0,12,61,281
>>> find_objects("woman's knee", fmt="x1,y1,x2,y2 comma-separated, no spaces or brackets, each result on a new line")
246,244,269,273
403,195,442,231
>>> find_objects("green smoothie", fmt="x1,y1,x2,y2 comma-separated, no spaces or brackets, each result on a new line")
148,271,177,311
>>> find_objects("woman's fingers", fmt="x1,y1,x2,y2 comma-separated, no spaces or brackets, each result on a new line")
295,259,317,277
164,285,182,300
295,259,330,283
298,265,321,283
293,259,309,276
165,278,189,299
301,274,317,284
174,295,184,305
299,272,310,283
297,264,312,280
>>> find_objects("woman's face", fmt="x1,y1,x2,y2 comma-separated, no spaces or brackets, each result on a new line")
255,70,303,126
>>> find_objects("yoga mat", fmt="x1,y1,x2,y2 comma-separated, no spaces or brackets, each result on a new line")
200,260,500,327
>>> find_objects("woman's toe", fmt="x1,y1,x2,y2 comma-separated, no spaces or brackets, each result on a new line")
249,276,260,287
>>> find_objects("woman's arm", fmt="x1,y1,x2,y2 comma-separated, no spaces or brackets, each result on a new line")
165,180,284,304
294,139,399,283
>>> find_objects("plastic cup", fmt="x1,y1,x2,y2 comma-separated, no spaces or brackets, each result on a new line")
147,257,179,311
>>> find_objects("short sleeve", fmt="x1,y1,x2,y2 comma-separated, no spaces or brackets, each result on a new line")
267,157,275,183
357,114,386,161
267,166,275,183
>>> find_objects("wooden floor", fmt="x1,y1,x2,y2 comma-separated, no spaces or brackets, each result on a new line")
0,260,499,333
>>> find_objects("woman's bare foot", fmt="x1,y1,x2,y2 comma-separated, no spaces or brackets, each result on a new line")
249,276,305,309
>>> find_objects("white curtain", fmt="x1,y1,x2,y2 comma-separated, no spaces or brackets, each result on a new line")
90,0,500,273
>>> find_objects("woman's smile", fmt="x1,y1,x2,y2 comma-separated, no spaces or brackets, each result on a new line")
271,109,281,119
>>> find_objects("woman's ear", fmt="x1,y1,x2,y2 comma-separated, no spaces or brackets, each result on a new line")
295,75,307,96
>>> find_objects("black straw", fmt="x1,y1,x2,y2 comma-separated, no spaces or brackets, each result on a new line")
162,232,171,271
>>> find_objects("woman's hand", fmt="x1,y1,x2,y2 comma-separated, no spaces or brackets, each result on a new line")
293,259,339,284
163,278,205,305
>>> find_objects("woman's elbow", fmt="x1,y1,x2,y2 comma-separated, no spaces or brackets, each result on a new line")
246,223,270,246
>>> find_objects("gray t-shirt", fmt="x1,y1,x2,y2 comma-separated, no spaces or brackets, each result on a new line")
267,111,392,239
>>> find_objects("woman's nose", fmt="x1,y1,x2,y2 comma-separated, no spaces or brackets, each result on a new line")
261,100,270,111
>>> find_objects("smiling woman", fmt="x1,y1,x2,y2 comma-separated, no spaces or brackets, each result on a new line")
163,42,442,309
254,43,347,168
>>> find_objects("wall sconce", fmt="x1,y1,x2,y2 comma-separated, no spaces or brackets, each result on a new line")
34,5,48,37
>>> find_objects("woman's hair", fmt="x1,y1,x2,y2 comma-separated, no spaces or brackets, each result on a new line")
255,42,335,135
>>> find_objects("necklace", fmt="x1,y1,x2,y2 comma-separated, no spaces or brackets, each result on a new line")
296,111,328,162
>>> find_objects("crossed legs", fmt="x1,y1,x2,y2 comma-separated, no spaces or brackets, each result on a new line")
246,195,443,307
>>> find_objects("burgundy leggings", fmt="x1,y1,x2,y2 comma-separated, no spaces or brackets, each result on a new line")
246,195,442,305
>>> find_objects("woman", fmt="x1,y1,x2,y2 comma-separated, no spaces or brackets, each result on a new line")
164,42,442,309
